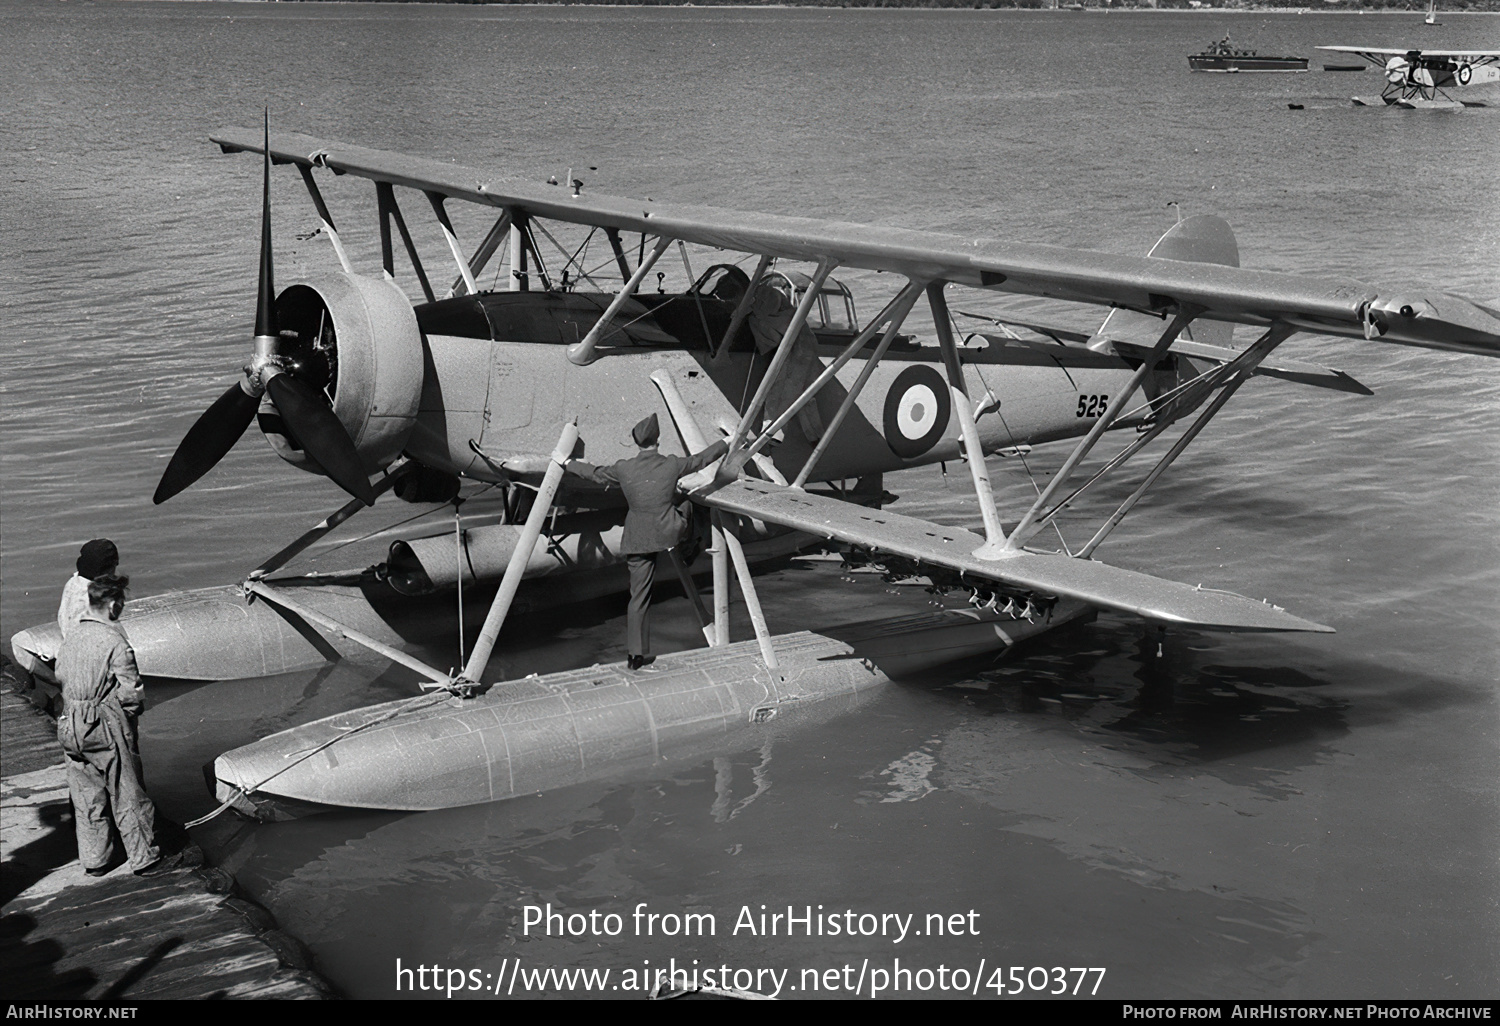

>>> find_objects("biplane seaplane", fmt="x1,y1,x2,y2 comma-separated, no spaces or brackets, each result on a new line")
1317,45,1500,108
15,124,1500,820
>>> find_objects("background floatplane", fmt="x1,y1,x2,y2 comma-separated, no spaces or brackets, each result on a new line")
1318,45,1500,108
14,124,1500,820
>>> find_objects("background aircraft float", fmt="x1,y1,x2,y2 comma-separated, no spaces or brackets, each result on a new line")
12,127,1500,818
1317,46,1500,108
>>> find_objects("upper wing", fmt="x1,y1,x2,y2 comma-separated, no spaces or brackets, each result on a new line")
213,127,1500,358
698,479,1330,633
1316,46,1500,58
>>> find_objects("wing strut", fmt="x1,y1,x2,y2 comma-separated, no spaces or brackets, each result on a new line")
510,210,528,291
568,235,673,365
376,182,435,303
743,280,925,467
729,256,837,448
426,193,479,297
296,165,355,276
929,281,1008,557
1029,324,1295,536
449,210,513,298
1078,323,1294,557
1004,303,1204,552
791,280,926,489
606,228,632,282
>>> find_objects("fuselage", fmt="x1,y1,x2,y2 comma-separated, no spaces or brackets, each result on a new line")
401,289,1183,502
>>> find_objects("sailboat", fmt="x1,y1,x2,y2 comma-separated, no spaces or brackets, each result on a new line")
1424,0,1440,26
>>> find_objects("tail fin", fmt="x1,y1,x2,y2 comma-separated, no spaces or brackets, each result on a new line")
1093,214,1240,349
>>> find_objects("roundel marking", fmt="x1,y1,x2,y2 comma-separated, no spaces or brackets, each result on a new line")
883,364,951,459
1458,63,1472,86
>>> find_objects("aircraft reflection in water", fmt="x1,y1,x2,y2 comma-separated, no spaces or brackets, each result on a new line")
12,124,1500,821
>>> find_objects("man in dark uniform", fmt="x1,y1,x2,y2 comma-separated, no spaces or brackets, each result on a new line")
567,414,728,670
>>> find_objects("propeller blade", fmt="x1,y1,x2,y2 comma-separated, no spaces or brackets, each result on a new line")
152,382,261,505
264,374,375,506
255,109,277,341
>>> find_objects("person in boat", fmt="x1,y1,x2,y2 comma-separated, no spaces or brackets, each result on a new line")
55,574,179,877
566,414,728,671
747,284,826,444
1209,35,1241,57
58,538,119,639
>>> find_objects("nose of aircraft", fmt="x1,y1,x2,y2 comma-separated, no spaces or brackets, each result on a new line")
152,112,374,507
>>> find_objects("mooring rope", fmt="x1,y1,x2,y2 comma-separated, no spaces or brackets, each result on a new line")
184,690,455,829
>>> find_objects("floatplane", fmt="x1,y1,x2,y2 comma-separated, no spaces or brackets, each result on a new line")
1317,45,1500,108
13,124,1500,821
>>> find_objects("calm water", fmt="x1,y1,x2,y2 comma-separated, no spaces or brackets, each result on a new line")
3,1,1498,1000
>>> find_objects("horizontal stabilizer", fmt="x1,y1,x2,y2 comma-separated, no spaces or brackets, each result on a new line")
974,316,1370,395
698,479,1332,633
1112,336,1373,395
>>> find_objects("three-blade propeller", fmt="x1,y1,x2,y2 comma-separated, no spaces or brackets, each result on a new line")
153,114,375,507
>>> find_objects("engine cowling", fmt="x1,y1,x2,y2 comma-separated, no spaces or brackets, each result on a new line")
258,273,423,477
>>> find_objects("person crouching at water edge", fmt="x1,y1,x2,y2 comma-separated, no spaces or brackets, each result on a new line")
56,574,182,878
566,414,728,671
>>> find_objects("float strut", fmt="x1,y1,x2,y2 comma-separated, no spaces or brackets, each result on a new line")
723,523,782,688
647,369,732,648
249,462,415,580
459,420,579,683
245,580,450,687
666,549,715,645
711,513,730,646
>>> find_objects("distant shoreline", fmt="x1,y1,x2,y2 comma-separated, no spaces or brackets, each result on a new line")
172,1,1500,13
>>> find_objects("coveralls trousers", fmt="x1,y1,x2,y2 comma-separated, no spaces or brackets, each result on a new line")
55,613,160,872
61,700,158,872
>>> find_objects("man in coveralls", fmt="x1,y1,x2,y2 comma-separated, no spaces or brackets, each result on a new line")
568,414,727,670
55,574,175,877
